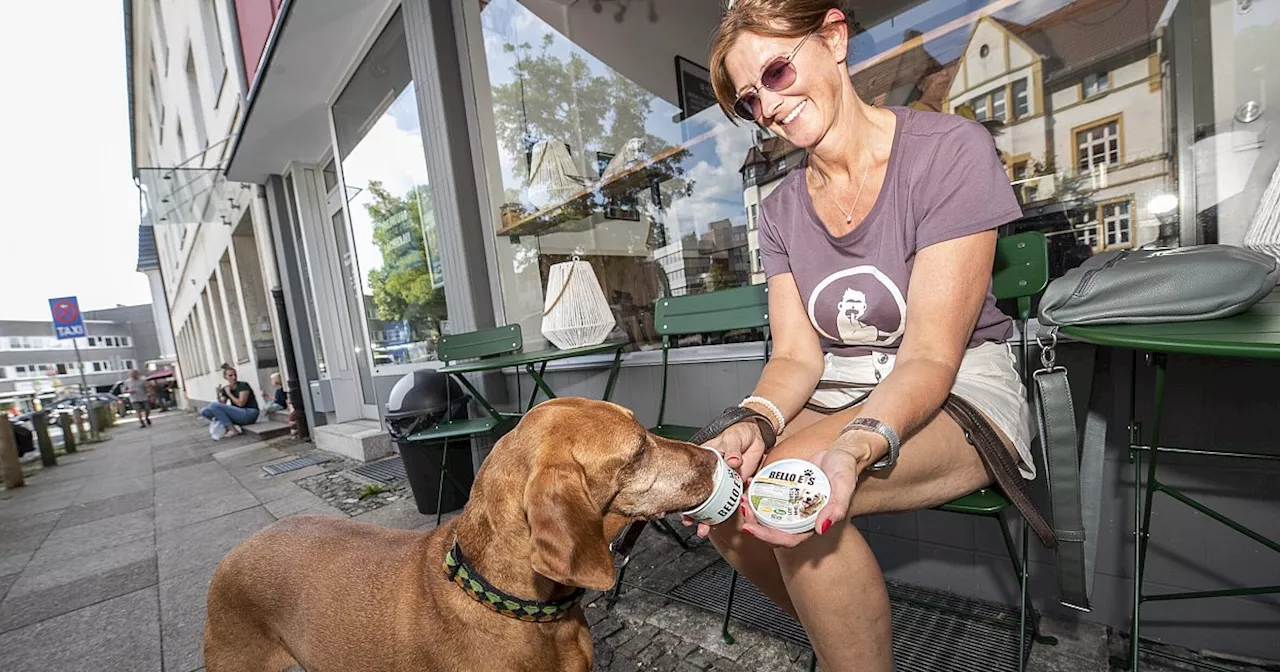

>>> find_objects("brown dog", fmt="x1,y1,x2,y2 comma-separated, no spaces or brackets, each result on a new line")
203,398,717,672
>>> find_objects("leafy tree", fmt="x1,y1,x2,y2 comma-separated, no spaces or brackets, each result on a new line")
363,181,448,340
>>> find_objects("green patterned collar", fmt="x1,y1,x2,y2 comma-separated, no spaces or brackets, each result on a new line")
443,539,585,622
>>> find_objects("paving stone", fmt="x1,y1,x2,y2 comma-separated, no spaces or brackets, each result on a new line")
0,586,162,672
0,573,18,601
0,550,33,578
7,536,154,598
29,508,154,564
57,489,154,528
0,557,157,633
156,506,275,582
155,486,260,532
160,564,216,672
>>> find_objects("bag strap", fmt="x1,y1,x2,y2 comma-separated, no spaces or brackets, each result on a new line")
1032,328,1109,611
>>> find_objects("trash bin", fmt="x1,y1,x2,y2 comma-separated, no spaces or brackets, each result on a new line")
385,370,475,515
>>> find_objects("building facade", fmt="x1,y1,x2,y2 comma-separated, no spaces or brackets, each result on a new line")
124,0,1280,656
0,315,153,411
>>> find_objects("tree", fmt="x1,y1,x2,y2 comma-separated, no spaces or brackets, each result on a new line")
363,181,448,341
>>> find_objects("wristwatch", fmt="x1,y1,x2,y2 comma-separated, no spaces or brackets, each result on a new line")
841,417,900,471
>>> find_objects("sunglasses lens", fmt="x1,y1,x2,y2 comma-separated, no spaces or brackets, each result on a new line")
761,59,796,92
734,94,759,121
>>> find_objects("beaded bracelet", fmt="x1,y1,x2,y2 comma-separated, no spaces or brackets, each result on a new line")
739,395,785,435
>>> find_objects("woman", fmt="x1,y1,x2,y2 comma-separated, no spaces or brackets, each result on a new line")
201,365,259,438
695,2,1037,669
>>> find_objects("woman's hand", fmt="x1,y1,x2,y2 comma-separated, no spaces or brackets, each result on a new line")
736,434,873,548
681,420,768,538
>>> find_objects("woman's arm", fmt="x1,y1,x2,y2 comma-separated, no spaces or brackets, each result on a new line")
707,272,826,476
838,229,998,469
231,385,251,408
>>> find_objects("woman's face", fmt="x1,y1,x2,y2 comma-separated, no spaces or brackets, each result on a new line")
724,19,847,148
224,369,238,384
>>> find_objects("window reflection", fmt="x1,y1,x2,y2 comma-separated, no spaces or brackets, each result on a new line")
470,0,1280,346
332,9,448,369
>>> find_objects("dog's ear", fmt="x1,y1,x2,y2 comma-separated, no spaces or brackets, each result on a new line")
524,462,615,591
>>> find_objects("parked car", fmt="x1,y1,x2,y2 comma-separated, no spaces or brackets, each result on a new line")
7,419,35,456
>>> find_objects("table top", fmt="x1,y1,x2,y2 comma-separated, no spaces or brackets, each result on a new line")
440,339,630,374
1060,289,1280,360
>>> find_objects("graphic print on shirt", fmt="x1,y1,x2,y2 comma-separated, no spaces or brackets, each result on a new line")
807,266,907,347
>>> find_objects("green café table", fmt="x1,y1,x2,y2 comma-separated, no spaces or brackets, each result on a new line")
1059,289,1280,672
440,339,630,420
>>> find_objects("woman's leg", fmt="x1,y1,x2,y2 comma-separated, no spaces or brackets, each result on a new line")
221,406,259,427
712,405,1016,672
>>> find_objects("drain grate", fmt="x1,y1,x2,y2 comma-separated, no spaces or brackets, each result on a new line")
666,559,1032,672
261,454,330,476
349,456,407,484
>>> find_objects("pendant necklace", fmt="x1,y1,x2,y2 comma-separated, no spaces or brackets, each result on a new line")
813,148,872,227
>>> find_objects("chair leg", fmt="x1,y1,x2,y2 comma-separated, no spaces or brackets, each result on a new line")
721,570,739,645
653,518,690,550
435,438,449,528
998,515,1032,672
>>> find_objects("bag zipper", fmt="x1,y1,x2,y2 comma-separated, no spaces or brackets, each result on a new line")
1072,249,1129,298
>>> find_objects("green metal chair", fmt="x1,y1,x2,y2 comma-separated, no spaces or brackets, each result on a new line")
932,230,1050,672
404,324,524,525
651,284,772,442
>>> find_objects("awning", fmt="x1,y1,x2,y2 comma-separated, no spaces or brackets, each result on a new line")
146,368,175,380
224,0,398,183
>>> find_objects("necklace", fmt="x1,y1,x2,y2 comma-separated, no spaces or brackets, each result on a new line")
812,148,872,226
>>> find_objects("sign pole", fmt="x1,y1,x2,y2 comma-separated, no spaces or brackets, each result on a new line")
49,297,97,440
72,338,89,396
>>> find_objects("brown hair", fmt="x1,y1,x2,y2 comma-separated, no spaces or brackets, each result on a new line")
708,0,851,121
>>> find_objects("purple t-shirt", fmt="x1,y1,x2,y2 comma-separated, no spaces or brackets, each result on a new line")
758,107,1021,357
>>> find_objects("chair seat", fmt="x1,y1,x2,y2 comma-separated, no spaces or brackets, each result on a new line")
650,424,702,442
936,488,1011,515
405,415,518,442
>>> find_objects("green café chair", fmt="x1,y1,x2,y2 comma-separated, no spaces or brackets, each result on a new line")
932,230,1050,672
404,324,524,525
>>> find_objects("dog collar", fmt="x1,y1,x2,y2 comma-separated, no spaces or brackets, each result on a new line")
444,540,585,622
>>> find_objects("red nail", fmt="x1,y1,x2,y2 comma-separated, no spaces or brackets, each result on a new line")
820,519,833,535
743,527,755,537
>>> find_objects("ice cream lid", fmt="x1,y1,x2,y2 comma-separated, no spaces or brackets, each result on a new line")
747,459,831,533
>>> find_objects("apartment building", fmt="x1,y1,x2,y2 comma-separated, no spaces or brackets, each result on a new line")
0,317,151,411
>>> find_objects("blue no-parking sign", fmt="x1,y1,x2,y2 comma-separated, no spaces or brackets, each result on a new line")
49,296,86,340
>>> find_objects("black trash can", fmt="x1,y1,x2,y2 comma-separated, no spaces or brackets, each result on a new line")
385,370,475,515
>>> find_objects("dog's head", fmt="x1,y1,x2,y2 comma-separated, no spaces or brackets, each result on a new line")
482,398,717,591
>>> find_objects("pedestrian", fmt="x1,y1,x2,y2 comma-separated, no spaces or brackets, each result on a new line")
123,370,152,428
200,364,259,440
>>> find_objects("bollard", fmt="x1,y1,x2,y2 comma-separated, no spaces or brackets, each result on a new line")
0,419,24,489
74,408,88,443
58,414,77,453
32,412,57,467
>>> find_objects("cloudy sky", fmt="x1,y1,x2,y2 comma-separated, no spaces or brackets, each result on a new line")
0,1,152,322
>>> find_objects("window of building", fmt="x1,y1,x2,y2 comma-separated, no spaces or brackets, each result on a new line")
971,94,988,120
754,248,763,273
1012,79,1029,118
332,8,447,371
56,363,67,375
186,48,209,152
1076,119,1120,173
1103,200,1132,248
199,0,228,102
152,0,169,74
0,367,7,379
1077,208,1100,249
748,204,758,230
92,362,101,372
1083,71,1109,97
990,87,1006,121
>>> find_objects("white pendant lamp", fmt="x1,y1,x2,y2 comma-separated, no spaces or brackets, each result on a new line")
540,256,616,349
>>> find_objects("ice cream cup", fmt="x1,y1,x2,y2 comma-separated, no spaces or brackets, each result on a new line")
682,447,744,526
747,459,832,534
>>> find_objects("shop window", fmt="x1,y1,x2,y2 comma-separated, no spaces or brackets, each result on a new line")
332,7,447,370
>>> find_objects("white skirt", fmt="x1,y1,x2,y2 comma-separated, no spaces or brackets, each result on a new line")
807,341,1037,479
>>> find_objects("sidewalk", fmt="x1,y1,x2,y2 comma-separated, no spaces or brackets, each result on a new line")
0,412,1249,672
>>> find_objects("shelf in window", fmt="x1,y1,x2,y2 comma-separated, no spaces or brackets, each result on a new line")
495,125,723,239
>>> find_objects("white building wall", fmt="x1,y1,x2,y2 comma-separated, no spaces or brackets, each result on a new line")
131,0,286,408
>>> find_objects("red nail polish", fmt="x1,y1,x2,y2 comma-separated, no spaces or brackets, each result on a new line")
743,527,754,537
820,519,833,535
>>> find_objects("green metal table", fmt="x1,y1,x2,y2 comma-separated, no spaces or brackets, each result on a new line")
440,339,630,419
1060,289,1280,671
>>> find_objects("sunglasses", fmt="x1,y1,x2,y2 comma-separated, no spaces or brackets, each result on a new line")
732,30,818,122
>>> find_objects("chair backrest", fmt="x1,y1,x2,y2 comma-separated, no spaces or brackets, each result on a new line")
992,231,1050,315
654,284,770,337
652,285,770,427
437,324,523,363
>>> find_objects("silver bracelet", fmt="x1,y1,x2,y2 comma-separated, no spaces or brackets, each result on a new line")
740,396,785,434
841,417,900,471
